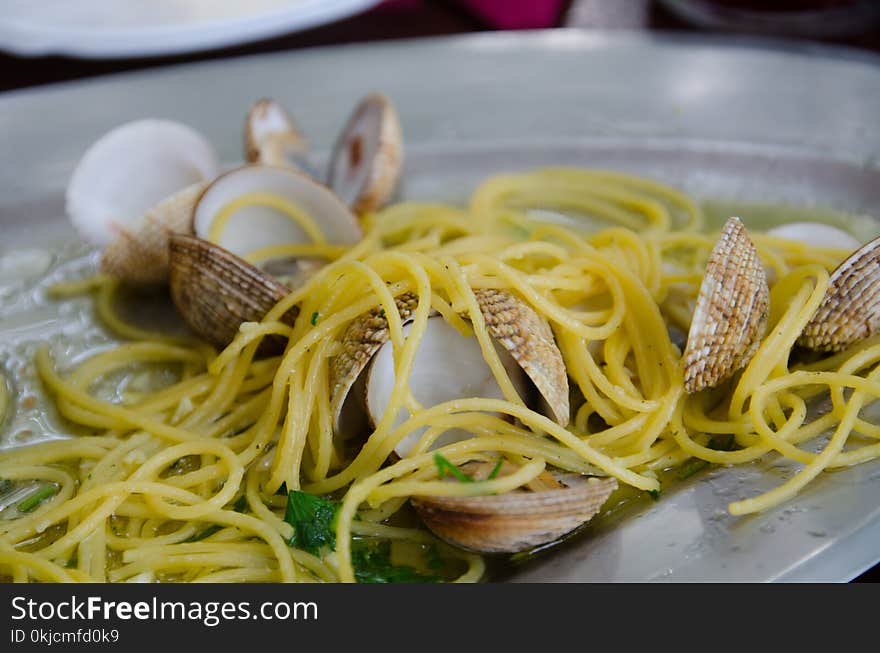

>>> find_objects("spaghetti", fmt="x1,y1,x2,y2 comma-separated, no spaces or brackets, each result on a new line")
1,166,878,583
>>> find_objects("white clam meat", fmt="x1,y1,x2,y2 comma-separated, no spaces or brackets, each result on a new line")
365,317,529,457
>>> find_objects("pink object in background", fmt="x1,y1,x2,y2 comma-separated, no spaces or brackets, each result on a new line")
451,0,567,29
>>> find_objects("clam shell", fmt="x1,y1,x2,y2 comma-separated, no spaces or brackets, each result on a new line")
329,292,419,432
327,93,403,214
412,474,618,554
100,182,205,284
683,216,769,394
244,98,309,169
798,234,880,352
766,222,861,251
66,119,219,247
474,289,570,426
193,165,361,263
168,234,298,351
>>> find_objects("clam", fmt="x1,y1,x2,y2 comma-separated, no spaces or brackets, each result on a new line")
330,289,569,456
798,234,880,352
168,234,298,350
327,93,403,214
192,165,362,267
411,462,618,554
100,183,205,284
766,222,861,251
683,216,769,393
244,98,310,171
66,119,220,283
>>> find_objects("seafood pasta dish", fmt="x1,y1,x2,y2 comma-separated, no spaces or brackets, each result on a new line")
1,95,878,583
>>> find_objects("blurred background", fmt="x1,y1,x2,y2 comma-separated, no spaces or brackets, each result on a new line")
2,0,880,92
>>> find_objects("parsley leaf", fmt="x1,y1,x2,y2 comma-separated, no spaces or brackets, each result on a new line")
310,312,320,326
434,453,474,483
285,490,339,555
351,540,440,584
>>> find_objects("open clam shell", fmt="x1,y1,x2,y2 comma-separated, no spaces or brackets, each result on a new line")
100,182,205,284
329,289,569,456
66,119,219,248
244,98,310,170
168,234,298,350
474,289,569,426
327,93,403,214
329,293,420,435
766,222,861,251
412,471,618,554
193,165,362,265
798,234,880,352
683,217,769,393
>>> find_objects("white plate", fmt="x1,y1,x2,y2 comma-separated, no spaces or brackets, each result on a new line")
0,0,382,59
1,31,879,582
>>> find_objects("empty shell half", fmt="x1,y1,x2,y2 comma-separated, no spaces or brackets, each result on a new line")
244,98,310,171
682,216,769,393
67,119,219,247
412,467,618,554
169,234,298,350
327,93,403,214
798,234,880,352
66,119,220,283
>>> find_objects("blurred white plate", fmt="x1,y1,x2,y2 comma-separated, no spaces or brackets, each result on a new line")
0,0,382,59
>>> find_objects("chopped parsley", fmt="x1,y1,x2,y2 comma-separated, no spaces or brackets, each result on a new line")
284,490,339,555
434,453,474,483
310,311,320,326
486,458,504,480
186,524,223,542
351,540,440,584
17,484,57,513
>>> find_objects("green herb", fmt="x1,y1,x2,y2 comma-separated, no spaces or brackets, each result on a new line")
17,485,57,513
434,453,474,483
232,495,248,513
284,490,339,555
65,556,78,569
377,308,385,318
648,488,661,501
186,524,223,542
486,458,504,480
677,459,709,480
351,540,440,584
310,312,320,326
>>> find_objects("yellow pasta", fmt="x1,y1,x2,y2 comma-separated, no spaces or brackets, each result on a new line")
1,166,878,584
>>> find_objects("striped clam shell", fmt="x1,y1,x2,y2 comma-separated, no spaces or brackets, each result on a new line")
101,182,205,285
683,217,770,393
474,289,569,426
798,234,880,352
169,234,298,352
412,473,618,554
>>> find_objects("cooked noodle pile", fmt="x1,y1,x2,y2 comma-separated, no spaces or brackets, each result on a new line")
1,167,878,583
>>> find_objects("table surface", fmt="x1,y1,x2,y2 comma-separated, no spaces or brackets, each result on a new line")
1,0,877,582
